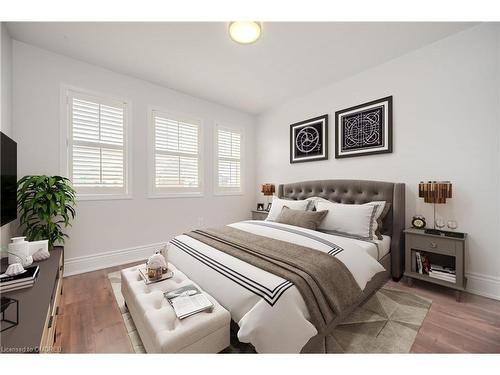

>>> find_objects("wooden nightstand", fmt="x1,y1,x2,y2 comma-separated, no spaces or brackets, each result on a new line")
404,228,467,301
251,210,269,220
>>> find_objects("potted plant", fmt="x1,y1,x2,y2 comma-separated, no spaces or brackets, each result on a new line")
17,175,76,250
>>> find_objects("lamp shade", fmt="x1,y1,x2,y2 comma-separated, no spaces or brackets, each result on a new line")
418,181,452,204
261,183,275,196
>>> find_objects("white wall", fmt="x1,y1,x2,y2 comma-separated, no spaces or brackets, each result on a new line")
12,41,256,274
256,24,500,299
0,23,13,252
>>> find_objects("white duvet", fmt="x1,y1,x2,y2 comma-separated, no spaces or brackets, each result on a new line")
167,220,385,353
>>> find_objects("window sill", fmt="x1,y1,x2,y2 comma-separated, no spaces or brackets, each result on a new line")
76,194,132,201
213,191,244,197
148,192,205,199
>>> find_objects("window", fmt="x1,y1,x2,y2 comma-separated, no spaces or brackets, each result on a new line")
66,90,130,199
151,110,202,196
215,125,242,194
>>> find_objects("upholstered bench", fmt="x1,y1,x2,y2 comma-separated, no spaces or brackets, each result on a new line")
121,263,230,353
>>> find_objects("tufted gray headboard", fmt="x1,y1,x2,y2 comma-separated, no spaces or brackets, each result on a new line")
278,179,405,279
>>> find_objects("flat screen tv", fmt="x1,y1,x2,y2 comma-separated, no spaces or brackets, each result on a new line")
1,132,17,226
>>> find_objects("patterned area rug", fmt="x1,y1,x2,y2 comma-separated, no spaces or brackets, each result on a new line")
107,271,431,353
327,287,432,353
108,271,146,353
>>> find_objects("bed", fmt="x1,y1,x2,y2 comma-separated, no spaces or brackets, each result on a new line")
167,179,405,353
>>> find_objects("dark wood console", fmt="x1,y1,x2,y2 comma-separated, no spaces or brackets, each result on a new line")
1,247,63,353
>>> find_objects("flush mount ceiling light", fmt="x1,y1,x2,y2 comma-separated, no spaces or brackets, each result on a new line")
228,21,262,44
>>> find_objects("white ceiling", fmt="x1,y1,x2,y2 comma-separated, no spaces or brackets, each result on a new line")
7,22,476,114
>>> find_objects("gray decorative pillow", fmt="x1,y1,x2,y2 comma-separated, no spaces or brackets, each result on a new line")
275,206,328,230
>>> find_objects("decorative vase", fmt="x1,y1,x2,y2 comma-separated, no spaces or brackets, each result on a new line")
147,252,167,281
8,237,30,266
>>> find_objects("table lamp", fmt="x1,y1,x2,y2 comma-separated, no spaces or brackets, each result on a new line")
418,181,452,235
261,183,275,211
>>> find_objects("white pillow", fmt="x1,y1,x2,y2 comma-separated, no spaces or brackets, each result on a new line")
316,201,378,239
305,196,330,210
265,196,311,222
363,201,387,239
307,198,387,238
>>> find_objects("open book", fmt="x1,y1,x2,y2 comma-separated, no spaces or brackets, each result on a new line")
164,285,214,319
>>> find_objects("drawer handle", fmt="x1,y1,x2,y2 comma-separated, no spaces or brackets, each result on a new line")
48,316,53,329
429,241,437,248
56,306,59,316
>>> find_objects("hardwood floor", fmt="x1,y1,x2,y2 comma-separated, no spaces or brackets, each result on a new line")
387,279,500,353
55,263,138,353
56,264,500,353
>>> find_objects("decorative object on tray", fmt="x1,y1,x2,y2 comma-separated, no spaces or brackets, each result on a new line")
0,264,40,293
418,181,456,236
256,203,265,211
17,175,76,250
1,296,19,332
158,245,168,267
411,215,426,229
146,253,168,281
335,96,392,158
260,183,275,211
138,266,173,285
290,114,328,163
164,285,214,319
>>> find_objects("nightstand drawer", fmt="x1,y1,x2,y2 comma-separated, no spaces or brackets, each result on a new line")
408,234,456,256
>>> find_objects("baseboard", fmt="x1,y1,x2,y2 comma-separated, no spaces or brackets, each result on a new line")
64,242,167,276
465,272,500,301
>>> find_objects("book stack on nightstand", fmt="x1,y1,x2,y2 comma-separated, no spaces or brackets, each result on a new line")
404,228,467,302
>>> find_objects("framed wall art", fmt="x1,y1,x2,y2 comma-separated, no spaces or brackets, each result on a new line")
289,114,328,164
335,96,392,158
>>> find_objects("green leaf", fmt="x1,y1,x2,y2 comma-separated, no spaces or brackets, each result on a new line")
17,175,76,246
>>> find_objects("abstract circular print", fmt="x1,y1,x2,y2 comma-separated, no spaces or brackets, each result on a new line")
295,126,320,153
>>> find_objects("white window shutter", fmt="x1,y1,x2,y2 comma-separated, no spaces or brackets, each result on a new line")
68,92,128,197
152,111,202,195
216,127,242,193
